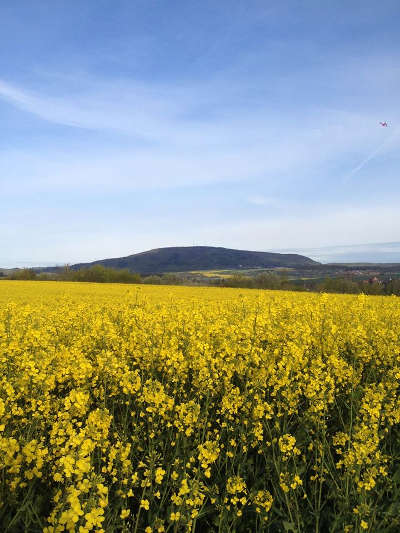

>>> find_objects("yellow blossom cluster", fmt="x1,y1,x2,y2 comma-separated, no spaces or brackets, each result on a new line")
1,281,400,532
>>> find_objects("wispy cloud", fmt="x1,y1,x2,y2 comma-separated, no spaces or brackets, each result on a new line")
1,69,399,196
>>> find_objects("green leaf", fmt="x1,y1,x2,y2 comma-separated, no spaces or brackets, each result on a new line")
283,520,296,532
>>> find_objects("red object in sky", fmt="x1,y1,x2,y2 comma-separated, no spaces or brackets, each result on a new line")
380,121,388,127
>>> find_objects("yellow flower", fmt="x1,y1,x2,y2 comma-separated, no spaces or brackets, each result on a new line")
155,467,165,484
140,499,150,511
3,279,400,531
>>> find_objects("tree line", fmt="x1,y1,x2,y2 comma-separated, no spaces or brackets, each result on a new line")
217,272,400,295
5,266,400,296
6,265,182,285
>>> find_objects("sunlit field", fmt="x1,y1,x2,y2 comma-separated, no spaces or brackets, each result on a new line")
1,281,400,532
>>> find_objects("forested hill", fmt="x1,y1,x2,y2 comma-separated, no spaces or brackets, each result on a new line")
71,246,319,274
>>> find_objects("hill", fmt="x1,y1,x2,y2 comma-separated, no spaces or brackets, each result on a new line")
71,246,318,274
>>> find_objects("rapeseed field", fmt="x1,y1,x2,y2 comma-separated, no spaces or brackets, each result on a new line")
1,281,400,532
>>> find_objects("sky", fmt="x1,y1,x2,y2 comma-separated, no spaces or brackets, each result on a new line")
1,0,400,267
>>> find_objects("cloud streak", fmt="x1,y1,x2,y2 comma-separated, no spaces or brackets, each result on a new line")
343,125,400,181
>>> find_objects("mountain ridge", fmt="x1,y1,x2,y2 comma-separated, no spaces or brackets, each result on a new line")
70,245,318,274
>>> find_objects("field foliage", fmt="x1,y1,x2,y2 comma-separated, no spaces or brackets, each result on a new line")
1,281,400,532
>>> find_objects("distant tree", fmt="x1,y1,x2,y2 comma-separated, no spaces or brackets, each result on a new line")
58,265,141,284
253,273,281,289
9,268,37,280
319,277,361,294
221,274,254,288
160,273,183,285
60,264,73,280
361,281,383,295
382,279,400,295
37,272,52,280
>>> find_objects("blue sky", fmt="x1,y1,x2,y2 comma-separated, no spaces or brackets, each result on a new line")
1,0,400,266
